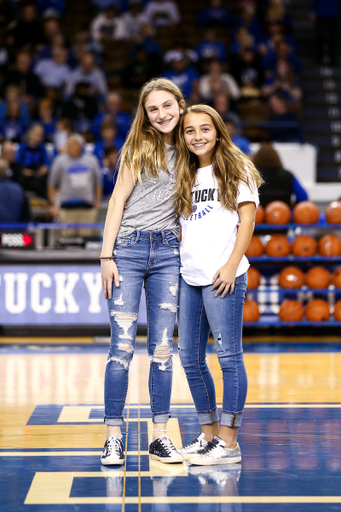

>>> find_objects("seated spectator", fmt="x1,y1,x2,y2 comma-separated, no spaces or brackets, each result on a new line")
195,28,227,67
16,123,50,198
131,22,163,64
213,90,241,128
232,4,262,46
0,158,30,222
144,0,180,29
258,22,296,59
47,133,102,236
93,121,124,164
37,0,65,17
64,52,108,102
0,100,26,142
116,0,148,41
0,85,30,130
1,141,23,181
53,118,73,153
262,59,302,102
231,47,264,98
263,0,293,36
71,30,103,68
122,47,155,89
225,115,251,155
92,91,131,140
61,82,99,138
36,98,57,142
42,16,62,42
5,52,45,106
163,51,199,102
263,39,300,77
34,47,71,92
101,145,119,197
34,32,67,65
267,92,301,142
8,2,45,51
253,142,307,207
91,5,120,47
164,33,198,68
198,0,231,28
199,59,240,103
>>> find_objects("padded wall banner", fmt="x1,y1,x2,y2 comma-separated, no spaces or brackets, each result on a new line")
0,265,147,325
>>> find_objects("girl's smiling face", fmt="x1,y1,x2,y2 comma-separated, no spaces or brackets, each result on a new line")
145,90,184,145
184,112,218,167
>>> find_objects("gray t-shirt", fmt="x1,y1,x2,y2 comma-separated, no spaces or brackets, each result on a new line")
48,153,102,206
118,143,179,237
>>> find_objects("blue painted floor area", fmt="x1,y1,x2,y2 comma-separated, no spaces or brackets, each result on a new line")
1,405,341,511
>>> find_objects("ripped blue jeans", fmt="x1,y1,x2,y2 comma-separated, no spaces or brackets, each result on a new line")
178,273,248,428
104,230,180,426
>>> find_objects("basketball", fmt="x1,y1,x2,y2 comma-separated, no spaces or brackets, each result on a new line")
255,205,265,224
279,300,304,321
243,299,260,321
265,235,291,257
292,235,318,257
247,267,262,289
279,266,305,289
305,266,331,289
245,235,264,257
319,235,341,256
325,201,341,224
332,268,341,288
293,201,320,225
334,300,341,321
264,201,291,224
306,299,330,321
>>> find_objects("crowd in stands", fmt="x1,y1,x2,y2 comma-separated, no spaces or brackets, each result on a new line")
0,0,305,224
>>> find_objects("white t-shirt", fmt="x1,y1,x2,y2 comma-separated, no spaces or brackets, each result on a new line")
180,164,259,286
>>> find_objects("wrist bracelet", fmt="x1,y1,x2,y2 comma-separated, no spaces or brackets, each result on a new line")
99,256,114,261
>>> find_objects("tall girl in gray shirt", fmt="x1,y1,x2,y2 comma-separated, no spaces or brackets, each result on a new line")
100,78,186,466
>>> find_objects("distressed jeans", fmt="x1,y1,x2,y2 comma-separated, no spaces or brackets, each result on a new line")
178,273,248,428
104,230,180,426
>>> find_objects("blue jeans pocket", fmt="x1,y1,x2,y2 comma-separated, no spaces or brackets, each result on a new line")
164,236,179,248
115,237,132,248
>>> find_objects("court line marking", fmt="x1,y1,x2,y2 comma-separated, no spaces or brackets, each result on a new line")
24,473,341,505
0,451,149,456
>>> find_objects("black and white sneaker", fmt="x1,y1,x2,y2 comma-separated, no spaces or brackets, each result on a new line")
149,435,184,464
100,435,125,466
178,432,208,460
189,436,241,466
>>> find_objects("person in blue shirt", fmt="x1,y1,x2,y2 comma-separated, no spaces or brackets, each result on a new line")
101,145,119,197
253,142,308,207
16,123,50,198
163,51,199,102
93,121,124,165
196,28,227,66
36,98,57,142
310,0,341,66
92,91,131,141
224,116,251,155
37,0,65,16
198,0,231,28
0,100,26,142
0,158,30,222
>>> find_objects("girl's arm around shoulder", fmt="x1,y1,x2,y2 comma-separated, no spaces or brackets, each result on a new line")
212,201,256,297
100,163,135,299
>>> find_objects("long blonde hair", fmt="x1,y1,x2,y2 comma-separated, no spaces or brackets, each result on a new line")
175,104,263,218
119,78,186,182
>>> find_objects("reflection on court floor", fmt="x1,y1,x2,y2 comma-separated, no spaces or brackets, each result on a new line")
0,343,341,511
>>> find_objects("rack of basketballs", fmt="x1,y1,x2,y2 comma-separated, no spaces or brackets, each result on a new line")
244,199,341,326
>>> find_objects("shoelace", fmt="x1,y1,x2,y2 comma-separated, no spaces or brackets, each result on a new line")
197,438,219,455
105,437,121,456
183,436,199,450
159,436,177,455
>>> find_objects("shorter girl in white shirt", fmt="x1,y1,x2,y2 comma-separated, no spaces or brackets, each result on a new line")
176,104,262,466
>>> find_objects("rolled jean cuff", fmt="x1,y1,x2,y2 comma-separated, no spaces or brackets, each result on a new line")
152,413,171,423
221,411,243,428
104,416,125,426
197,408,219,425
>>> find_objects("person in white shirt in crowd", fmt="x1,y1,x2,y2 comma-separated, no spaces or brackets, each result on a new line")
175,104,262,466
48,133,102,236
91,5,120,45
144,0,180,29
116,0,148,41
34,47,70,91
199,59,240,103
64,52,108,102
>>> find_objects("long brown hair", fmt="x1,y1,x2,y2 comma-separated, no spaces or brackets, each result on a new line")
252,142,283,170
119,78,186,182
175,104,263,218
